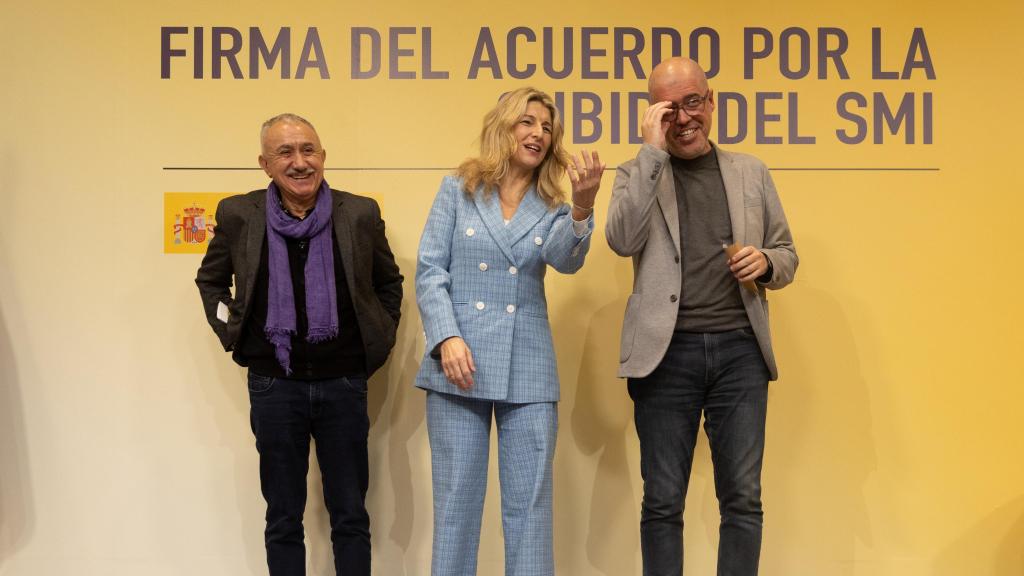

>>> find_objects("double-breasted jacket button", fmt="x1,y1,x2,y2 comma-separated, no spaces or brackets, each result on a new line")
534,236,543,246
466,228,476,237
506,304,516,313
479,262,488,271
508,266,517,275
475,301,486,310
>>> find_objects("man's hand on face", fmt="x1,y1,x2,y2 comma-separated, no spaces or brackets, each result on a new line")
641,101,674,151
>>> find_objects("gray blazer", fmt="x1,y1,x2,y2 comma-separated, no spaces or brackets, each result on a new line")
195,188,404,376
606,143,797,380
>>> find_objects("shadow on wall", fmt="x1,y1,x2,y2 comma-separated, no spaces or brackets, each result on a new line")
933,495,1024,576
0,287,36,568
566,256,640,575
760,236,878,575
305,462,331,575
375,259,428,560
193,327,267,575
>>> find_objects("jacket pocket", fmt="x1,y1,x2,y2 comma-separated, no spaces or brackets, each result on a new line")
620,293,643,362
247,372,275,394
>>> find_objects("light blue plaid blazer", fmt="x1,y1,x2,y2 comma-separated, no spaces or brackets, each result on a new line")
415,175,592,402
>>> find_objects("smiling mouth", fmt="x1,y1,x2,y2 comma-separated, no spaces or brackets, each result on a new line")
523,143,542,153
676,127,699,138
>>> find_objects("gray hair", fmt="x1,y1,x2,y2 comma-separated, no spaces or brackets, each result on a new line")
260,113,317,141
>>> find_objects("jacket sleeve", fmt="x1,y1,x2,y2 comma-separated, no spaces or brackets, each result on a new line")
541,204,593,274
605,144,670,257
415,177,463,356
369,199,404,327
195,200,236,351
756,164,799,290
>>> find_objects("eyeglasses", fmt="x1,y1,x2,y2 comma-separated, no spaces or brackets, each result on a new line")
665,92,710,117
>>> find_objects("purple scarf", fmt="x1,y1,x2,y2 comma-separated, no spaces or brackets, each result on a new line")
265,181,339,374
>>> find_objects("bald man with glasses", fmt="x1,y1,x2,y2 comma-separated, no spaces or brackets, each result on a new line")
606,57,799,575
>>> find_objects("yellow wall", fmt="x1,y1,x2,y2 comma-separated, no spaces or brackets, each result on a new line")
1,1,1022,574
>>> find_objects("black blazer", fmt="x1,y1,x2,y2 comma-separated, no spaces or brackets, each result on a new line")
196,188,404,376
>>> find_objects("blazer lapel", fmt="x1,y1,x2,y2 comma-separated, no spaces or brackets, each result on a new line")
716,147,746,247
474,190,517,265
506,186,547,249
656,165,682,257
244,191,266,310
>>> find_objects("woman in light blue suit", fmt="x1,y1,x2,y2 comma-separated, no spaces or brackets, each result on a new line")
415,87,604,575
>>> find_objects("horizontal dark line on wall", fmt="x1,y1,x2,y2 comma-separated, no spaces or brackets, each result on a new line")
769,167,940,172
162,167,456,171
163,166,941,172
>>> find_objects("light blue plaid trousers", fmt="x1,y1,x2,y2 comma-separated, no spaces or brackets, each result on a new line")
426,390,557,576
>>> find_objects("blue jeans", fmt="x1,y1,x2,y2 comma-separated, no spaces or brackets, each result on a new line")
247,371,371,576
628,329,769,576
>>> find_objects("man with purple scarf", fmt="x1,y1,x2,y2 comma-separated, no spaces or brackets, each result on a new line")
196,113,403,576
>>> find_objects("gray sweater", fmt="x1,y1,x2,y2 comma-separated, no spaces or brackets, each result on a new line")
671,148,750,332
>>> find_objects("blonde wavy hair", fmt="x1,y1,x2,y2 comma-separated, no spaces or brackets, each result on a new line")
456,87,569,208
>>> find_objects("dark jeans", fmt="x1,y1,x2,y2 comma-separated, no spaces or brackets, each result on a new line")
628,329,770,576
248,371,371,576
